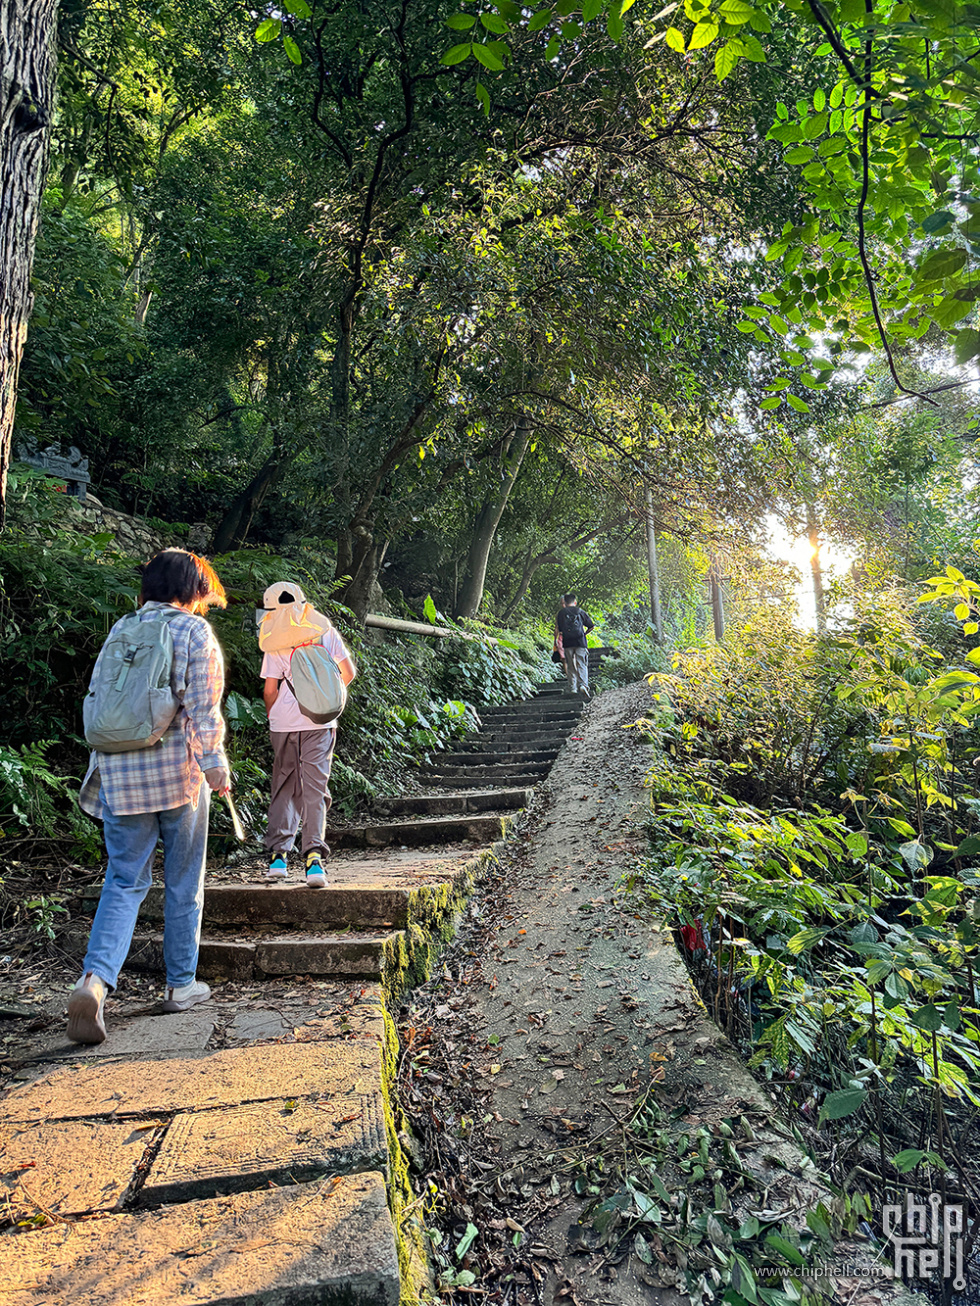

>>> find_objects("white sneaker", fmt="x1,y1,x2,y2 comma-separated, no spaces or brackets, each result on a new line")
67,972,109,1044
162,979,211,1012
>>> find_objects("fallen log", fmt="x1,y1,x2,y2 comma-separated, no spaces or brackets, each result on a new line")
364,614,496,644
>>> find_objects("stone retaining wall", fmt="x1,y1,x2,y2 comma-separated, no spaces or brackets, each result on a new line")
66,501,210,558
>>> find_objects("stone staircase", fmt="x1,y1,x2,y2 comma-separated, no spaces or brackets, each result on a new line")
3,675,590,1304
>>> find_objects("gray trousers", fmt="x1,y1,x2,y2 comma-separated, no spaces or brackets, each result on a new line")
263,729,336,856
565,647,589,693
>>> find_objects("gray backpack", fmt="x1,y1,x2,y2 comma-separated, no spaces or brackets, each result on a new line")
289,643,347,725
83,610,182,752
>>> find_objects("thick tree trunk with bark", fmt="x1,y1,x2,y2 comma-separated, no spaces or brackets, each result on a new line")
0,0,58,530
211,451,288,553
335,521,388,625
454,420,531,621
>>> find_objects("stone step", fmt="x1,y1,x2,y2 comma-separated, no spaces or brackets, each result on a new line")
480,726,575,744
128,930,393,982
3,1174,398,1306
478,716,580,734
421,763,552,786
440,748,558,766
480,702,582,718
325,812,509,850
462,733,566,750
373,786,531,817
422,770,544,789
132,883,410,930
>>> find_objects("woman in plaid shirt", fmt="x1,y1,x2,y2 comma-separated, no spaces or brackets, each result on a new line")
68,550,230,1045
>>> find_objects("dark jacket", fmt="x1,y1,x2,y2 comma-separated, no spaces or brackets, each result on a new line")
555,605,594,649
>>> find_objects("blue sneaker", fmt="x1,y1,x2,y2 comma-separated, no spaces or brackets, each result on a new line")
266,853,289,880
305,851,327,888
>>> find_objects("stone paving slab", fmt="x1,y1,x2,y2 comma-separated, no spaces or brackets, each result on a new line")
36,1009,215,1060
141,1092,388,1204
138,884,410,929
1,1172,399,1306
5,1040,381,1122
0,1118,166,1220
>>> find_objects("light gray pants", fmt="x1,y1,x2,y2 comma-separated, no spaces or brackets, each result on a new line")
565,647,589,694
263,729,336,856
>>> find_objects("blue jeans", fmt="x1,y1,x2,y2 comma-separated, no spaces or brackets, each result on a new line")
83,793,210,990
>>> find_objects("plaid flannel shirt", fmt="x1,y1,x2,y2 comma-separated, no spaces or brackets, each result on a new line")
79,602,228,818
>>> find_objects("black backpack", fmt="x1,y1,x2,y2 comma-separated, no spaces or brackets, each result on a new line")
557,607,585,641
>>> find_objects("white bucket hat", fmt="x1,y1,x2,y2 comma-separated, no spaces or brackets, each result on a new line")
262,580,307,609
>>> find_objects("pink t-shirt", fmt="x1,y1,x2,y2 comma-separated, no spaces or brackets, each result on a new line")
261,626,351,734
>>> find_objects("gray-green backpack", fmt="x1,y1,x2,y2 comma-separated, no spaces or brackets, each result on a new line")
83,610,182,752
289,642,347,725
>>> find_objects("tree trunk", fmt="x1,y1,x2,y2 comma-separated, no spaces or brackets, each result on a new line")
335,521,388,625
211,451,287,553
645,488,663,643
805,501,827,634
501,548,559,622
454,419,531,621
710,564,726,643
0,0,58,530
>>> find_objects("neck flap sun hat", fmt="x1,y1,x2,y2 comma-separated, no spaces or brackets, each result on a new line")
258,581,332,653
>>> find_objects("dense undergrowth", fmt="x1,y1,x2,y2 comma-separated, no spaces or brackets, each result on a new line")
628,575,980,1294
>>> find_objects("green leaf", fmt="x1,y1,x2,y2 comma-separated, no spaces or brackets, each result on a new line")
719,0,754,16
583,0,603,17
472,41,505,69
481,11,510,32
765,1232,806,1265
447,12,477,28
922,210,955,234
283,34,302,64
954,329,980,365
255,18,281,42
607,7,624,37
664,25,686,49
759,397,781,410
899,839,933,871
282,0,312,15
715,41,738,79
784,146,813,164
786,393,810,413
423,594,440,624
910,1003,944,1032
441,42,473,64
893,1149,927,1172
820,1087,867,1120
956,835,980,857
918,247,967,281
455,1222,479,1258
476,80,491,113
689,21,719,48
528,6,554,30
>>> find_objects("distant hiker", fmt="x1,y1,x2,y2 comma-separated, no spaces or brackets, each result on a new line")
555,592,595,699
258,582,357,887
69,550,230,1045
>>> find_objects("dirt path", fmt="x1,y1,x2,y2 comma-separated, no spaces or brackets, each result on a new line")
399,682,919,1306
